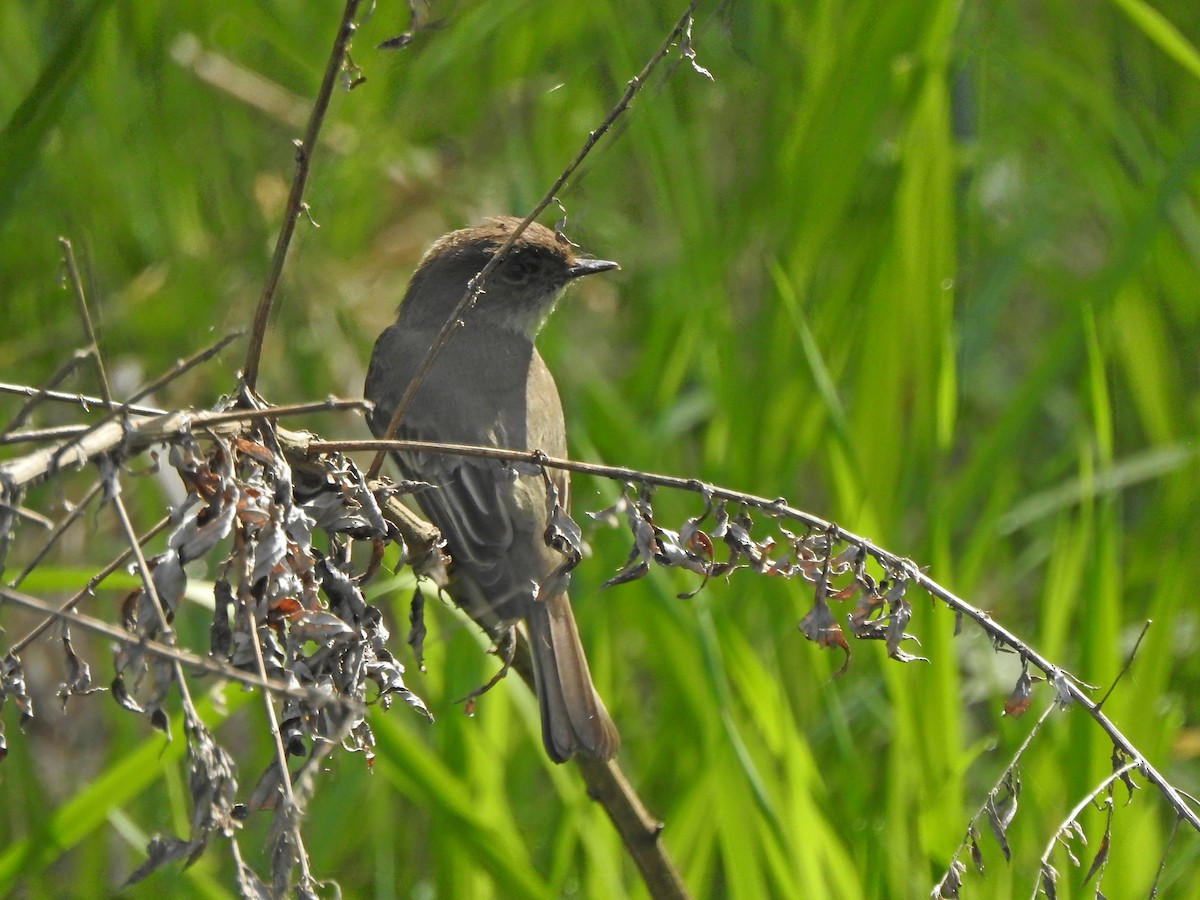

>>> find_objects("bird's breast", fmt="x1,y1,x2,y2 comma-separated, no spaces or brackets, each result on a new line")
368,323,566,457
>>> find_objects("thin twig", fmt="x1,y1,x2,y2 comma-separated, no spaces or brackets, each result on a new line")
59,236,114,408
1096,619,1151,711
1031,760,1142,900
1,586,328,703
239,519,314,884
1,425,94,445
330,434,1200,836
935,700,1058,894
106,479,201,721
5,515,171,656
0,353,92,439
0,500,54,529
107,499,173,643
0,381,165,418
241,0,363,393
365,0,707,480
327,437,1074,678
1149,816,1184,897
198,396,370,427
913,573,1200,835
51,331,242,464
9,479,105,588
0,381,165,422
0,397,364,448
0,398,365,492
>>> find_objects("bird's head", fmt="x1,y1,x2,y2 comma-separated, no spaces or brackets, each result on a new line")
399,216,618,337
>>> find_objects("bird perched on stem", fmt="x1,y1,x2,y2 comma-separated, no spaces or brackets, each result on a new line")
365,216,620,763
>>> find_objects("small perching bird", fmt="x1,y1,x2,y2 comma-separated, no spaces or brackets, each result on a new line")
365,217,620,763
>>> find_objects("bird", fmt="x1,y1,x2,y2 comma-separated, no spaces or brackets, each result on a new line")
364,216,620,763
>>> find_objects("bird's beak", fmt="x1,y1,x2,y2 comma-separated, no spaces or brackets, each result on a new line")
566,258,620,279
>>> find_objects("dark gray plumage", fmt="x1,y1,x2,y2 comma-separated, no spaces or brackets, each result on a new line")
365,217,619,763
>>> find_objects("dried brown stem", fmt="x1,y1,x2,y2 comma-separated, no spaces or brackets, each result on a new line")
58,236,114,408
1,411,191,492
0,398,367,494
241,0,362,393
576,755,689,899
199,397,370,427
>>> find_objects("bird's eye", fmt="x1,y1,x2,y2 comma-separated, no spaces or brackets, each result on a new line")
497,251,541,285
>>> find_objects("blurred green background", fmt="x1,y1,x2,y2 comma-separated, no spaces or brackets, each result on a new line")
2,0,1199,897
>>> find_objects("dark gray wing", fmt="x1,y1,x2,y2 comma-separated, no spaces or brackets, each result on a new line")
365,323,560,622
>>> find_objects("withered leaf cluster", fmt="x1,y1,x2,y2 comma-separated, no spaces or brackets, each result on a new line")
590,484,927,674
1,422,435,891
117,430,429,745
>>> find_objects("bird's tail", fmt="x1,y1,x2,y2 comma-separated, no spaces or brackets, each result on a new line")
525,594,619,763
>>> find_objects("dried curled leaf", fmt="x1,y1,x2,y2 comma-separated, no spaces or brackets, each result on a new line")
57,626,104,708
680,14,714,81
1003,666,1033,718
797,592,850,676
540,471,582,599
1,653,33,723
